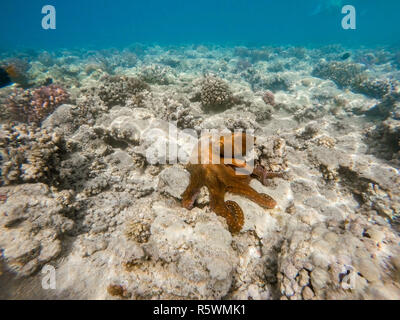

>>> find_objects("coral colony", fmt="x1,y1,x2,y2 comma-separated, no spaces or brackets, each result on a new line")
0,44,400,300
6,85,69,123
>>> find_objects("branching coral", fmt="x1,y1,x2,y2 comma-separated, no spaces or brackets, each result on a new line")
6,84,69,124
312,60,366,89
139,64,174,85
0,124,64,185
200,75,235,111
97,75,149,107
355,78,396,99
312,60,397,99
242,68,292,92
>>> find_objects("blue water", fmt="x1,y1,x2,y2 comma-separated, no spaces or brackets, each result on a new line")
1,0,400,50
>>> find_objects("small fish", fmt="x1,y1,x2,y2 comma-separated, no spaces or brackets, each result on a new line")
0,66,13,88
340,52,351,60
43,77,53,86
0,64,21,88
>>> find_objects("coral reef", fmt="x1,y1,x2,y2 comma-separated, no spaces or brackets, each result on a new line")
1,44,400,300
6,85,69,124
278,215,400,299
243,68,293,92
234,47,273,63
356,78,396,99
368,119,400,160
37,51,56,67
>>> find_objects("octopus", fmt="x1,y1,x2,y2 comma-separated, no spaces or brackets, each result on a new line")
181,132,282,234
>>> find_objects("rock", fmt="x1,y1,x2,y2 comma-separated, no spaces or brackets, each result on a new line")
0,184,75,276
302,286,315,300
38,239,62,263
310,267,330,290
134,120,197,165
2,233,40,265
109,116,145,144
42,104,77,136
157,166,190,200
298,269,310,287
354,258,381,283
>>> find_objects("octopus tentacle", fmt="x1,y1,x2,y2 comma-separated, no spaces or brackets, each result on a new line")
210,196,244,234
227,185,277,209
182,187,201,210
181,168,204,209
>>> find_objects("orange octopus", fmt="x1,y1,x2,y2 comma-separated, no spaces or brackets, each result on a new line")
181,132,281,234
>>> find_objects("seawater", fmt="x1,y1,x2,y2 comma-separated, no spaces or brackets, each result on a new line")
1,0,400,50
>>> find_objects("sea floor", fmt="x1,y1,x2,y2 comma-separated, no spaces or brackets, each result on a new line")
0,44,400,299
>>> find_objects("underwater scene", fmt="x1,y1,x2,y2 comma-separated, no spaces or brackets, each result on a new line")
1,0,400,300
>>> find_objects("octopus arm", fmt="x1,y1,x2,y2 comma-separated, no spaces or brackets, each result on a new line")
226,184,277,209
181,166,204,210
209,193,244,234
